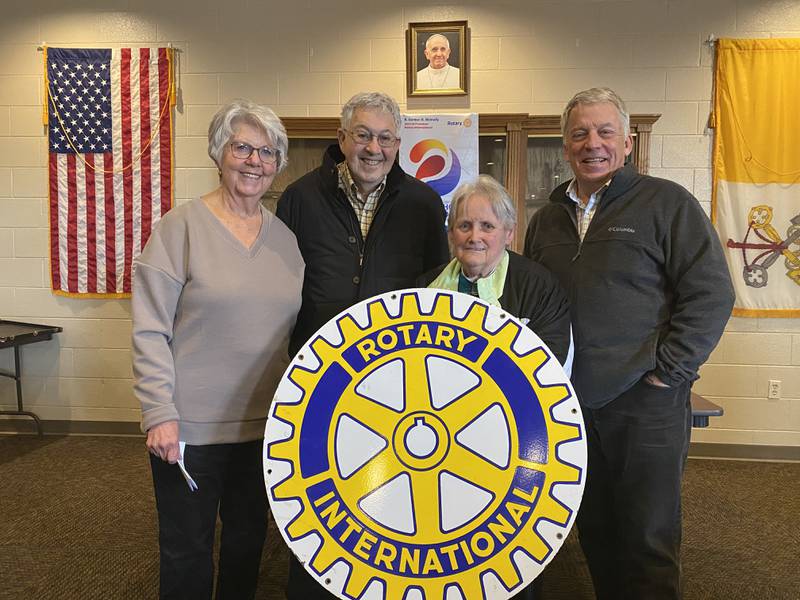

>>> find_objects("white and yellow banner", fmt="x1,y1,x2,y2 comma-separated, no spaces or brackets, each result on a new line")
712,38,800,318
399,113,479,212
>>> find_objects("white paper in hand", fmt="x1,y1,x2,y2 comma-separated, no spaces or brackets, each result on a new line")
177,441,198,491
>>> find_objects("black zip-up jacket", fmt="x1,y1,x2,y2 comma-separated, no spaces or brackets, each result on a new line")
524,164,734,408
277,144,449,356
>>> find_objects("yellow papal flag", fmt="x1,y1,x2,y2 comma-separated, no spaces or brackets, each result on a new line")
712,38,800,317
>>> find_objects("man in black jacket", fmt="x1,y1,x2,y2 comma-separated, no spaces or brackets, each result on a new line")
277,91,449,599
524,87,734,599
277,91,449,357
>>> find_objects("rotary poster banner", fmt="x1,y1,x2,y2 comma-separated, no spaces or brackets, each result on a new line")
712,38,800,317
399,113,479,213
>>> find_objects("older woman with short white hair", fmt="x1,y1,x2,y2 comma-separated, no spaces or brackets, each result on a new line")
133,99,304,599
421,175,572,370
420,175,570,600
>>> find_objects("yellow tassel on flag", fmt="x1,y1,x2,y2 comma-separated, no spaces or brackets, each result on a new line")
42,46,49,126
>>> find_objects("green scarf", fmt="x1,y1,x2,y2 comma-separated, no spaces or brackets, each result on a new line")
428,250,509,307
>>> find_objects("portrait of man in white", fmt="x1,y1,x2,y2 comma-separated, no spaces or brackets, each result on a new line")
416,33,461,90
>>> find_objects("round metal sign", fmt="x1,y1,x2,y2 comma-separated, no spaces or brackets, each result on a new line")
265,289,586,600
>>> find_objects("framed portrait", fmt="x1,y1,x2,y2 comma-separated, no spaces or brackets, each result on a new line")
407,21,468,97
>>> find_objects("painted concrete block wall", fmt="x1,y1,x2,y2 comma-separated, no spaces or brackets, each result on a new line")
0,0,798,446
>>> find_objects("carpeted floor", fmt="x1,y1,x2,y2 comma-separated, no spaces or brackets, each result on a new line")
0,435,797,599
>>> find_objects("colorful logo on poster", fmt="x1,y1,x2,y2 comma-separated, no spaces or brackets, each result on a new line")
408,139,462,197
265,290,586,600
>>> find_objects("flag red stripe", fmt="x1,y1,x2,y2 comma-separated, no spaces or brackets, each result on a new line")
104,153,116,294
49,153,61,290
121,48,134,293
139,48,152,245
66,154,78,293
158,47,172,215
85,155,97,293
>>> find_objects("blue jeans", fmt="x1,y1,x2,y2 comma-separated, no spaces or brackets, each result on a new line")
577,378,692,600
149,439,267,600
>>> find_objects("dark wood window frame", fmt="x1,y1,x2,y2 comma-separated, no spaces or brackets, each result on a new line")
281,113,660,251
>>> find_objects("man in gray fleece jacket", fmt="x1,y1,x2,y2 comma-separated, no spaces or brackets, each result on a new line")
525,87,734,600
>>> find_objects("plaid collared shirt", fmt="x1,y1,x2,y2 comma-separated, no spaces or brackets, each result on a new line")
565,178,611,241
338,162,386,240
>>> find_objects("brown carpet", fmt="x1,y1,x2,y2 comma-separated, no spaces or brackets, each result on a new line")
0,435,797,599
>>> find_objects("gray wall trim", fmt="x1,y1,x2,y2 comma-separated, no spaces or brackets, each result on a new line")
689,442,800,462
0,419,142,436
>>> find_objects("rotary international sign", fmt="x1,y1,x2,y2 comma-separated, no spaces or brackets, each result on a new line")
264,289,586,600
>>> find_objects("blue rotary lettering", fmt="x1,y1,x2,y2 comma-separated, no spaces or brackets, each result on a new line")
343,321,487,372
306,467,544,578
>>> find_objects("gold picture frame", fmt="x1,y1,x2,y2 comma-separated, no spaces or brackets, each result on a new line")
407,21,469,97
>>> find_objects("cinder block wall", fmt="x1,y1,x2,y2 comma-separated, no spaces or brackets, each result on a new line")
1,0,798,446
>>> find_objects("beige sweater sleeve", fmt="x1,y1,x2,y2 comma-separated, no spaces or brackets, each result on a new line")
131,212,187,433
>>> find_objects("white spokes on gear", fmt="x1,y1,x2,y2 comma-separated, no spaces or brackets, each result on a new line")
355,358,406,412
334,414,387,479
425,355,480,409
357,472,416,534
454,403,511,469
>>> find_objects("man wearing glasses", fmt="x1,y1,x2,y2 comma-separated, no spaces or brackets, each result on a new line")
277,90,448,599
278,92,448,363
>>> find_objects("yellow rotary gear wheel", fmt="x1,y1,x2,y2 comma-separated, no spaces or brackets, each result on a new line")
265,289,586,600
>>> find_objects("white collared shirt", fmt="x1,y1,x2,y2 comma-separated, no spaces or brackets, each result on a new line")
565,178,611,241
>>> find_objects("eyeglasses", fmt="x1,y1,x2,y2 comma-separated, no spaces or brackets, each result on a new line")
344,128,400,148
230,142,279,164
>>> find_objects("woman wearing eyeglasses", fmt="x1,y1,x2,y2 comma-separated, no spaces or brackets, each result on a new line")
132,99,304,600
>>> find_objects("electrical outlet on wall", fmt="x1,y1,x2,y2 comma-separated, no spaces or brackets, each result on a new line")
768,380,781,400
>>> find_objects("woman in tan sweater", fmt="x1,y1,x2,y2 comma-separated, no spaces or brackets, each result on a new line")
133,99,304,600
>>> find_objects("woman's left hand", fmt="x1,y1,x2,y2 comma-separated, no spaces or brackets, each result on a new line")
146,420,181,464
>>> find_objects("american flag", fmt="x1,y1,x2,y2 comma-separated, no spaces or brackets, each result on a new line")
46,47,174,297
